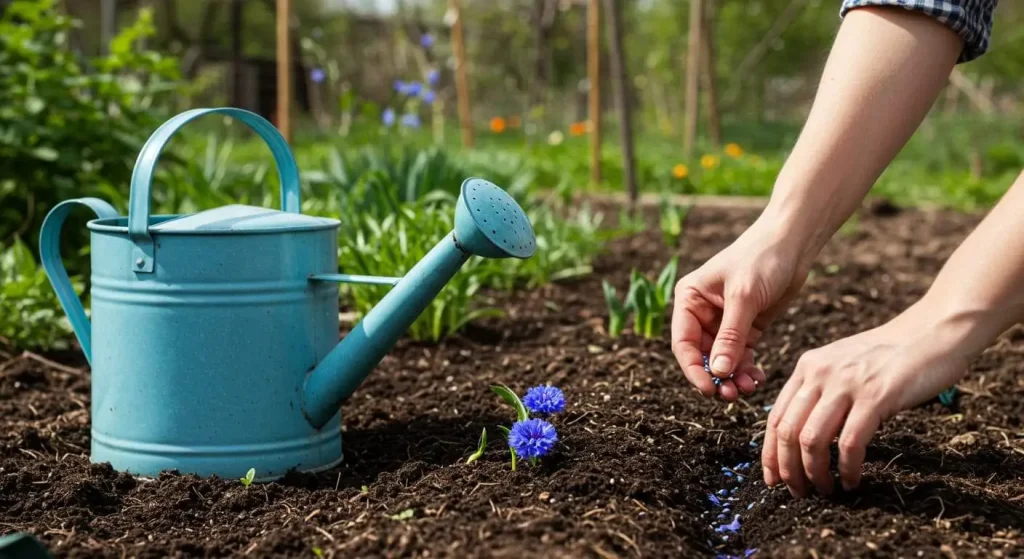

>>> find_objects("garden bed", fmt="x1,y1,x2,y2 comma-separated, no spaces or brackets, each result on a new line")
2,203,1024,558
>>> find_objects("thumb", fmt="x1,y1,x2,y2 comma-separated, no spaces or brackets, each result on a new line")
709,291,759,377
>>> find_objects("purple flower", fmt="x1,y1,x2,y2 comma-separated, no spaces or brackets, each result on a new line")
523,385,565,415
508,418,558,459
310,68,326,83
399,113,421,129
382,108,396,127
420,33,434,48
427,69,440,86
393,80,407,93
420,89,436,104
716,515,741,533
404,81,423,96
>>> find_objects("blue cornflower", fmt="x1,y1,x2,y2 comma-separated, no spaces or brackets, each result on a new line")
509,418,558,459
420,89,436,104
427,69,440,86
716,515,741,533
382,108,396,127
403,82,423,96
393,80,407,93
310,68,326,83
420,33,434,48
400,113,421,129
523,385,566,415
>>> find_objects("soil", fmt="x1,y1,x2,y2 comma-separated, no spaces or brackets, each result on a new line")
3,201,1024,558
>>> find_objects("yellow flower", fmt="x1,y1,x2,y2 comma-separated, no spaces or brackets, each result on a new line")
490,117,506,133
724,142,744,158
569,121,588,136
672,164,689,179
701,155,720,170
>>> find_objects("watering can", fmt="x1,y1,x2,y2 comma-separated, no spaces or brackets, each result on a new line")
40,107,536,481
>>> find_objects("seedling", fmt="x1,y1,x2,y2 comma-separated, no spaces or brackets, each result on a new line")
239,468,256,487
659,196,690,247
312,547,324,557
629,257,678,338
389,508,415,521
465,427,488,464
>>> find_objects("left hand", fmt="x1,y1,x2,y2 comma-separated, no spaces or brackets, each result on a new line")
761,307,970,497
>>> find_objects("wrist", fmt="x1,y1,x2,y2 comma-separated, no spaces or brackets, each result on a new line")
898,296,1019,364
755,195,833,274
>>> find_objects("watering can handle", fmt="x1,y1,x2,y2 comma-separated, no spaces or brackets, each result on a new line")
39,198,119,366
127,107,301,273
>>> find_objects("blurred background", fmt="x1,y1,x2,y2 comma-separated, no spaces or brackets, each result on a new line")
1,0,1023,351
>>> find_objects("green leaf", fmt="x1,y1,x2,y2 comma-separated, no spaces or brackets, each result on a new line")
389,508,415,521
240,467,256,487
31,147,58,161
25,96,44,114
466,427,488,464
491,384,529,422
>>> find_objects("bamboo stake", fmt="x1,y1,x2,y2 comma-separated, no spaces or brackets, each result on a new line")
449,0,474,148
701,0,720,147
276,0,291,142
603,0,637,211
587,0,602,187
683,0,704,160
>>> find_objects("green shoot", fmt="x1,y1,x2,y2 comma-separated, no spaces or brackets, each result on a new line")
491,384,529,422
602,281,628,337
240,468,256,487
389,508,415,521
312,547,324,558
659,196,690,247
496,425,517,471
466,427,488,464
361,485,369,494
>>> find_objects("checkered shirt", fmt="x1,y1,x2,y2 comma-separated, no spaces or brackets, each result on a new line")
840,0,999,63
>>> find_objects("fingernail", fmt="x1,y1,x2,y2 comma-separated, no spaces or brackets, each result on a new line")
711,355,733,375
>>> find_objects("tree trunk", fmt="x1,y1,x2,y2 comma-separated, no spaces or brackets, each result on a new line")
701,0,720,147
450,0,474,148
587,0,602,187
276,0,291,141
231,0,244,108
603,0,638,210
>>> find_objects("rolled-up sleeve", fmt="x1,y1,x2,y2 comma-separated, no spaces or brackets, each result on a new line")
840,0,998,63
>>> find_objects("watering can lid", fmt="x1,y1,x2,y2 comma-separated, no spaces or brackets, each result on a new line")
150,204,338,233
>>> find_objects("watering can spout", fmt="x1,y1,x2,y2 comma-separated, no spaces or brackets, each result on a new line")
302,179,536,429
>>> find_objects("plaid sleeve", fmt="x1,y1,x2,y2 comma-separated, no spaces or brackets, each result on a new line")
840,0,998,63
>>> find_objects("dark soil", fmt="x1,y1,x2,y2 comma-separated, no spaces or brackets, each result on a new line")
3,202,1024,558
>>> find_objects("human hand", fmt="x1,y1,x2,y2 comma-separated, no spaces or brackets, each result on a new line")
671,218,810,401
761,307,970,497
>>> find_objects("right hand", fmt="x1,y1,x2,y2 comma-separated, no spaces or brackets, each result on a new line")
671,218,810,400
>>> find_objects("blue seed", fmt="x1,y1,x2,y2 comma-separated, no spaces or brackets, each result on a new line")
747,503,754,510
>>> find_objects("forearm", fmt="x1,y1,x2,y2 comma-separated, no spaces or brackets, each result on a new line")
763,7,963,269
910,171,1024,362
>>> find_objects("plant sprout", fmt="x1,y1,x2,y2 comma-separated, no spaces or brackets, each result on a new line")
487,384,565,470
389,508,415,521
465,427,488,464
659,195,690,247
240,468,256,487
602,258,679,339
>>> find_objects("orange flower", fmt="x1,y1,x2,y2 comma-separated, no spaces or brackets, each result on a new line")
700,155,720,170
508,115,522,128
672,164,689,179
490,117,506,133
569,121,587,136
724,142,744,158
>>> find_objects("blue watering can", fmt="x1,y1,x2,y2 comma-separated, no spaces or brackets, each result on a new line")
40,107,536,481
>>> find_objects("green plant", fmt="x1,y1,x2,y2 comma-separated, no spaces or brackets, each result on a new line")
389,508,415,521
0,238,77,351
659,196,690,247
465,427,488,464
491,384,529,471
0,0,182,271
601,258,679,339
240,468,256,487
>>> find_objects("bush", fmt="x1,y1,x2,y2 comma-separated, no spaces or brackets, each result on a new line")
0,0,182,270
0,238,77,351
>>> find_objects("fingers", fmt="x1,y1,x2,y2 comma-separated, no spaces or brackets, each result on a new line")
709,288,760,379
671,304,717,397
799,395,851,496
763,374,802,487
837,403,882,491
775,386,821,498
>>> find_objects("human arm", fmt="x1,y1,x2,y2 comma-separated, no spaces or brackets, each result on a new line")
672,6,965,398
762,170,1024,497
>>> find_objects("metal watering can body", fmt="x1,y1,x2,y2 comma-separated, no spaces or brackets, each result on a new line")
40,108,536,481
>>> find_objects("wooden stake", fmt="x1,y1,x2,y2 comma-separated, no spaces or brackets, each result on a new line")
450,0,474,148
276,0,291,143
683,0,704,160
587,0,602,187
701,0,720,147
603,0,637,210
